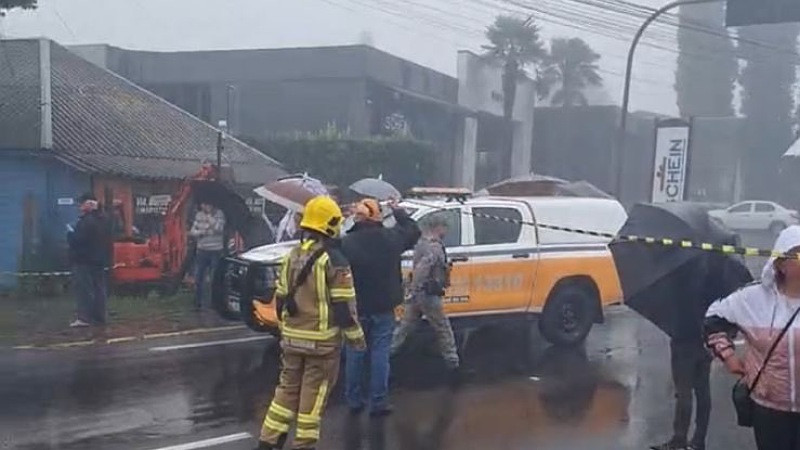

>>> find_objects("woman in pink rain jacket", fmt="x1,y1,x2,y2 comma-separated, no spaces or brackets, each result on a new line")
705,226,800,449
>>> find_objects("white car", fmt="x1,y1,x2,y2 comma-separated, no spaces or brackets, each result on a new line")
709,201,799,234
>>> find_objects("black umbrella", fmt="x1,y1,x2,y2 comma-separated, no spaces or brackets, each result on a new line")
610,203,753,337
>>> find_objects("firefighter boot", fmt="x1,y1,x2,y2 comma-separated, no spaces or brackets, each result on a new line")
254,433,287,450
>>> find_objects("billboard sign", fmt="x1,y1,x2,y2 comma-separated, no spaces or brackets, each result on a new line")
651,119,691,203
727,0,800,27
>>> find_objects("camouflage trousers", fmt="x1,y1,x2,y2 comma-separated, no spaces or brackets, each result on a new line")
391,294,460,369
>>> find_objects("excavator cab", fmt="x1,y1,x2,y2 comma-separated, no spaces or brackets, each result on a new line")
111,165,270,292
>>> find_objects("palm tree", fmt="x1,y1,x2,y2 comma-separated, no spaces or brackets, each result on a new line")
0,0,37,15
545,38,603,107
483,15,547,122
483,15,548,180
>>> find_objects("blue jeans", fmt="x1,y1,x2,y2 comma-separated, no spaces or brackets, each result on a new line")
345,312,396,411
194,250,221,308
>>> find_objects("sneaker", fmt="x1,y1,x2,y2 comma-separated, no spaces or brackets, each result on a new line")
369,404,394,418
650,442,687,450
69,319,90,328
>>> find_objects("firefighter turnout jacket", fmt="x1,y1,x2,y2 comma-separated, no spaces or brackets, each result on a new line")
276,238,366,354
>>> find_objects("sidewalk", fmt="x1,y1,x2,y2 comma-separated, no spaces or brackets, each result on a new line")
0,292,240,348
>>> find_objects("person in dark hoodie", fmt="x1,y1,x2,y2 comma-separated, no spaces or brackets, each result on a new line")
649,258,712,450
341,198,421,417
68,193,112,327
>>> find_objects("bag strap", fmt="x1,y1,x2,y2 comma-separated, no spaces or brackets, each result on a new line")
751,305,800,389
287,247,326,300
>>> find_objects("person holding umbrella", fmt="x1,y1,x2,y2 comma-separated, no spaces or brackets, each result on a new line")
610,203,753,450
705,226,800,450
341,196,421,416
649,258,714,450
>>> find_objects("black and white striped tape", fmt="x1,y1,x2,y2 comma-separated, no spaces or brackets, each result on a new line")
404,199,788,259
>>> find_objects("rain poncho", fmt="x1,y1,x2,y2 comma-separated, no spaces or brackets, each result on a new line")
705,225,800,413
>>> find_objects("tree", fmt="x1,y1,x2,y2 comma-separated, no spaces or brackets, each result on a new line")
483,15,547,178
483,15,547,120
675,2,737,117
0,0,36,15
738,23,800,200
545,38,602,107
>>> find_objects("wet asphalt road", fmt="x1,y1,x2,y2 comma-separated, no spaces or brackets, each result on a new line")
0,307,760,450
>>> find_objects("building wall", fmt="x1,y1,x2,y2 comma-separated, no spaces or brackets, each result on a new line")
532,107,745,206
69,44,455,139
68,44,462,182
532,106,656,205
0,153,89,289
687,116,745,204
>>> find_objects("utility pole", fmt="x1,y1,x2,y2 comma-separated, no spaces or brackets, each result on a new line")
225,84,236,134
613,0,724,199
216,130,223,171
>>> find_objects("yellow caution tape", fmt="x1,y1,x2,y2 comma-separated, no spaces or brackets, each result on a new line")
404,199,795,260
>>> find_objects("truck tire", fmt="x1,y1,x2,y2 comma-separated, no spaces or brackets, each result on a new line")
538,284,597,347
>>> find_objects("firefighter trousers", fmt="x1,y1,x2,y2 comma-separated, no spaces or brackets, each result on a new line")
260,348,340,449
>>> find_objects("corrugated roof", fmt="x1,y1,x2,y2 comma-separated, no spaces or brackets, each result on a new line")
0,40,41,149
1,39,285,185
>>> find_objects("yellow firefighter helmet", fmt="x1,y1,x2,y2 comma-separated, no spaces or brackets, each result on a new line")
300,195,343,237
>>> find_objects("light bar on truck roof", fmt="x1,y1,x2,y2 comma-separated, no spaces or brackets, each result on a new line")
406,187,472,200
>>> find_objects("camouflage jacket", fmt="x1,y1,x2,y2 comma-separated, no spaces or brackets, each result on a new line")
409,235,450,296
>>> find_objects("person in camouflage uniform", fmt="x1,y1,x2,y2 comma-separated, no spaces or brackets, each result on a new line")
256,196,366,450
391,211,460,375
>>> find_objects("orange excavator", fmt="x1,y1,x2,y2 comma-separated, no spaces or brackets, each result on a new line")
111,163,269,292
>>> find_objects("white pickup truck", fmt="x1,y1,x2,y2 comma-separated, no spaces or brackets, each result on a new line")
212,194,627,346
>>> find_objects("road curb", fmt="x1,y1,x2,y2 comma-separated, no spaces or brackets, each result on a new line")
12,324,247,350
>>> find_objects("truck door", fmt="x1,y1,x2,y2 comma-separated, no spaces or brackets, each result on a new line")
410,207,472,315
464,203,538,315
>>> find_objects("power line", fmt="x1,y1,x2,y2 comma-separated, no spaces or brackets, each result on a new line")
323,0,678,89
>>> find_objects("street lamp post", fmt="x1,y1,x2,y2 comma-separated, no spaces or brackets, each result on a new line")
614,0,724,198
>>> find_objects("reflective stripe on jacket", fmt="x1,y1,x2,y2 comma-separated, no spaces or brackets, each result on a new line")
276,239,363,353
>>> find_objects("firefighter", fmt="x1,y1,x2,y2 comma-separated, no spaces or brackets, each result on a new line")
256,195,366,450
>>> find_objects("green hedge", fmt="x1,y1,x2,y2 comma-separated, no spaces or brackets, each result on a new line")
245,136,437,195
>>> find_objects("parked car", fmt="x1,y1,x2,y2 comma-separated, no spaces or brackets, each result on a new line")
213,191,628,347
709,201,799,234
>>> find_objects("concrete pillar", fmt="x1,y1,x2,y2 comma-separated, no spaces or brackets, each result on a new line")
458,116,478,190
39,39,53,149
511,118,532,177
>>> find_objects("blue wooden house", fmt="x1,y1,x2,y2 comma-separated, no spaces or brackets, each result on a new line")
0,38,285,289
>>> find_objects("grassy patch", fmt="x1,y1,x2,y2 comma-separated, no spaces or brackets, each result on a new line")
0,290,232,346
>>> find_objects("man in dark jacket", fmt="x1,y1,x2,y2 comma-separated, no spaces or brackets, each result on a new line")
341,198,420,416
68,193,112,327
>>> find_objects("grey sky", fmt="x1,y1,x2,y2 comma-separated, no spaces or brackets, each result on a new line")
1,0,679,114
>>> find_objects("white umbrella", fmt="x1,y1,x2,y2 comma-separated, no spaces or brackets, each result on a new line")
349,175,401,201
253,174,328,212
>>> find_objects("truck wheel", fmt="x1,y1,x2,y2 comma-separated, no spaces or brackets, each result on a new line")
539,285,597,347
